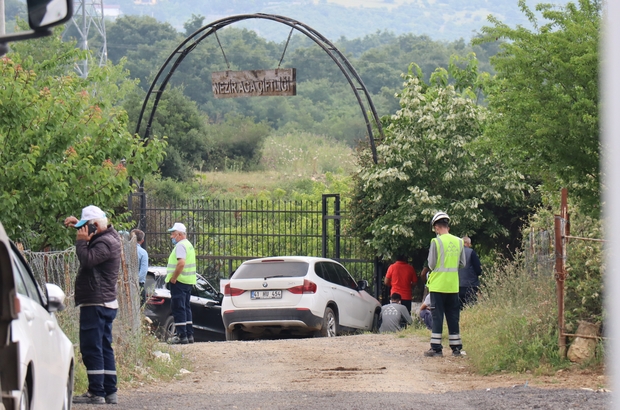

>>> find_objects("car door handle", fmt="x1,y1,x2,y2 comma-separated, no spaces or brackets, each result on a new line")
23,308,35,322
45,320,56,332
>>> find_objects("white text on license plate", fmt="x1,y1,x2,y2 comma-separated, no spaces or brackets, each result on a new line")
251,290,282,299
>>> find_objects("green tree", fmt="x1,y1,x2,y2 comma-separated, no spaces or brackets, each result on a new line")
1,34,166,250
350,60,531,258
184,14,206,37
475,0,601,216
124,87,209,181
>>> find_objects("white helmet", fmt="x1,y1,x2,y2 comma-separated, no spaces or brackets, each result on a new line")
431,212,450,228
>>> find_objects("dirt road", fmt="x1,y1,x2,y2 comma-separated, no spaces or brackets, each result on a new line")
74,333,612,409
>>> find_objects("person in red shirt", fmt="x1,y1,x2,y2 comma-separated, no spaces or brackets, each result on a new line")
384,255,418,313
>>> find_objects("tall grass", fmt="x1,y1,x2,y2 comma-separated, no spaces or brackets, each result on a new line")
460,253,565,375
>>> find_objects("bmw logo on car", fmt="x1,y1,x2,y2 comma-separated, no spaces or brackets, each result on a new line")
263,282,268,288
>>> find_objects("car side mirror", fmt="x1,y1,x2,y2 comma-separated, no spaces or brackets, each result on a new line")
357,280,368,291
46,283,67,312
28,0,73,30
0,0,73,56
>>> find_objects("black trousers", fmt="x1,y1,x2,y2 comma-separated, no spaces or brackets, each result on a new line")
429,292,462,352
459,286,479,310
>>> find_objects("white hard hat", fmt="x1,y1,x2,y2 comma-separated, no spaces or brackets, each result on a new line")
431,212,450,228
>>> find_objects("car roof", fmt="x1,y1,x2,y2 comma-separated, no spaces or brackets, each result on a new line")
240,256,338,264
148,266,167,276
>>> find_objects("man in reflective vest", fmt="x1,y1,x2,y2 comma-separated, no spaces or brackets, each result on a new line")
165,222,197,344
424,212,466,357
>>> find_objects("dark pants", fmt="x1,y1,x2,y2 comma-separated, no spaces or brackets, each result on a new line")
170,282,193,339
79,306,117,397
429,292,462,352
401,299,412,314
139,282,146,305
459,286,479,310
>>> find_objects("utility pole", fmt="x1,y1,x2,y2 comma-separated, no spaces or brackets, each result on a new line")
62,0,107,78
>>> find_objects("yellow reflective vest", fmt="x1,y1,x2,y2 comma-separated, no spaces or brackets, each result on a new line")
427,233,463,293
165,239,197,285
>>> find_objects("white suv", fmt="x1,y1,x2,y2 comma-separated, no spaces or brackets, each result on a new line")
221,256,381,340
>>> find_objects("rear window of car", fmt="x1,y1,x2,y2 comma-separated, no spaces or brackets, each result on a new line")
233,261,309,279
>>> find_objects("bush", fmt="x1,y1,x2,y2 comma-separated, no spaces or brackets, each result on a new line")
461,253,565,374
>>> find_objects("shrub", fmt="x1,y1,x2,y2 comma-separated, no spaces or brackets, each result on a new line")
461,253,565,374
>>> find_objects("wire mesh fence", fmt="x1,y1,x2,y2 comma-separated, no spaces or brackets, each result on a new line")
21,232,142,336
523,228,555,276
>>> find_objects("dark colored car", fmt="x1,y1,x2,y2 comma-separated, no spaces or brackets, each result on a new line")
144,267,226,342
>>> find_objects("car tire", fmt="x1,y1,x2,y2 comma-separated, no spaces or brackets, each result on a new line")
157,316,176,341
371,310,380,333
225,328,244,341
63,364,74,410
19,381,29,410
320,307,338,337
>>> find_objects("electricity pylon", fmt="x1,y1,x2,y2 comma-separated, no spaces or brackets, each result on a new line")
63,0,107,78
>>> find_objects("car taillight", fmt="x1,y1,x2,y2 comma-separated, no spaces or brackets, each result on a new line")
288,279,317,294
224,283,245,296
147,296,166,305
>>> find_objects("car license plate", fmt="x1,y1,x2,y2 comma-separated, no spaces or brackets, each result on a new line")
251,290,282,299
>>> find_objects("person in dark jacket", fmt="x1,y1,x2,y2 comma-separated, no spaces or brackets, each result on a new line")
458,236,482,310
64,205,121,405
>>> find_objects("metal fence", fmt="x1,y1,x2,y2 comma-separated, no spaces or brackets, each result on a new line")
22,233,142,334
129,193,380,296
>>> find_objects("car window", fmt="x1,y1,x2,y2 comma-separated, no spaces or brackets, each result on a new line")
333,263,358,290
192,276,219,299
234,261,309,279
11,250,44,305
315,262,338,285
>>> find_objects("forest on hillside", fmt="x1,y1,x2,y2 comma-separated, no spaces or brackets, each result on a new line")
96,13,501,180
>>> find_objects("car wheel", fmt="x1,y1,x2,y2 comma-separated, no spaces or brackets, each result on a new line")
372,310,380,333
19,381,29,410
63,364,74,410
320,307,338,337
157,316,176,341
225,328,244,341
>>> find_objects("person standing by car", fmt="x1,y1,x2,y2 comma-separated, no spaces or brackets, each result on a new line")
384,255,417,313
425,212,466,358
166,222,197,344
458,236,482,310
379,293,413,333
64,205,121,405
131,229,149,305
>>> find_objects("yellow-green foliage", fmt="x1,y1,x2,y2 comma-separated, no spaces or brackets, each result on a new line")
461,254,565,374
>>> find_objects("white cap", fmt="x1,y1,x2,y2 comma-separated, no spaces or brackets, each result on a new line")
75,205,106,228
167,222,186,233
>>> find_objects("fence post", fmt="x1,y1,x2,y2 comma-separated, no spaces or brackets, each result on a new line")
555,188,569,358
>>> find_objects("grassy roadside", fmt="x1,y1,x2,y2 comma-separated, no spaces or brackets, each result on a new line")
400,253,604,376
56,308,189,394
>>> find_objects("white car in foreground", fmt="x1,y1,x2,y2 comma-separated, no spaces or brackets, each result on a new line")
0,223,74,410
221,256,381,340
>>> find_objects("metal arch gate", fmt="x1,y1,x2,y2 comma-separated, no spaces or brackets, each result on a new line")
134,13,384,161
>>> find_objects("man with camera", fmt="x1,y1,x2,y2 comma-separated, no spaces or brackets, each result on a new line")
64,205,121,405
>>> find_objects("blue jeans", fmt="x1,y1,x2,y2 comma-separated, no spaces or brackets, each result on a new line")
429,292,462,352
419,309,433,330
79,306,117,397
170,282,193,339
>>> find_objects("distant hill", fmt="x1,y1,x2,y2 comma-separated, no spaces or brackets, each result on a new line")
112,0,570,42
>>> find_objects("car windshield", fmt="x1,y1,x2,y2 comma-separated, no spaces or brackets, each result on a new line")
234,261,309,279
